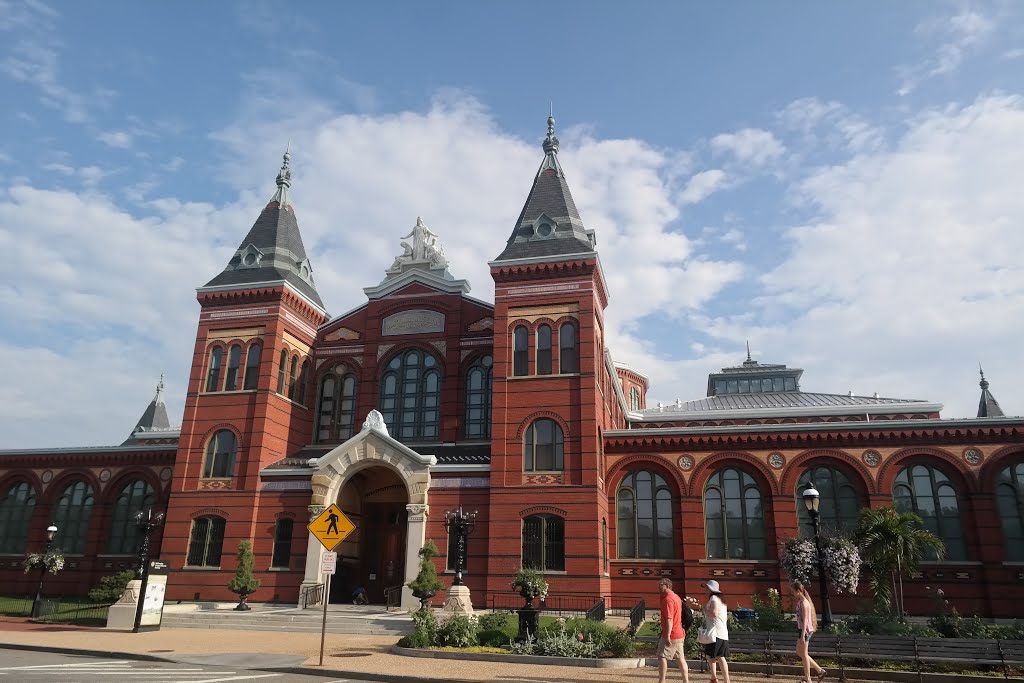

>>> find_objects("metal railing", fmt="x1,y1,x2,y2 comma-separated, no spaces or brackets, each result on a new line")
487,593,606,619
300,583,324,608
585,597,605,621
627,598,646,633
0,594,33,617
384,585,403,612
0,595,112,625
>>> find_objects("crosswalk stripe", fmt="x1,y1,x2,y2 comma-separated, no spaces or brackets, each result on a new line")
180,675,281,683
0,661,131,670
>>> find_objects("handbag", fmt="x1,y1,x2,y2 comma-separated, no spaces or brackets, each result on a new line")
697,623,715,644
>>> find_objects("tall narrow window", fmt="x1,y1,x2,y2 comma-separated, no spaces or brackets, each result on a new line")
53,480,94,554
107,480,155,554
277,350,287,394
630,387,641,411
378,349,441,440
205,347,223,392
523,418,564,471
617,470,675,559
0,482,36,554
316,368,358,443
704,468,767,560
559,323,576,374
242,343,262,390
536,325,552,375
186,516,226,567
464,355,493,439
287,356,299,401
893,464,967,560
297,360,310,405
602,518,609,574
271,518,294,568
512,326,528,377
522,514,565,571
223,344,242,391
202,430,238,479
996,461,1024,561
796,465,861,537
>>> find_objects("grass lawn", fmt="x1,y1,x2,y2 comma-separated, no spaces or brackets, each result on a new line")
0,595,111,625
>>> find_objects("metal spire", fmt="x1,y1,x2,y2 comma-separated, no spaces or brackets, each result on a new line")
746,340,752,362
270,147,292,207
154,373,165,403
542,105,559,156
979,363,988,390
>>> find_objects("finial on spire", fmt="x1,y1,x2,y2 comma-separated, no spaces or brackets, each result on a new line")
746,340,752,362
979,363,989,390
542,106,559,155
276,147,292,189
154,373,165,403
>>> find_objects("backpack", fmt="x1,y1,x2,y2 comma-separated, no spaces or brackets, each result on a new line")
681,600,694,629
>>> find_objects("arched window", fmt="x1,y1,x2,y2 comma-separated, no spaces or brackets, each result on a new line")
53,480,94,554
186,516,225,567
523,418,564,471
996,461,1024,561
379,349,441,441
630,387,641,411
512,326,528,377
704,468,767,560
893,464,967,560
464,355,493,439
536,325,552,375
797,464,861,536
316,367,358,443
205,347,223,392
107,479,155,554
223,344,242,391
271,518,294,568
559,323,576,374
602,518,609,574
0,482,36,554
522,514,565,571
277,350,287,394
617,470,674,559
242,343,262,391
296,360,310,405
287,355,299,401
203,430,238,479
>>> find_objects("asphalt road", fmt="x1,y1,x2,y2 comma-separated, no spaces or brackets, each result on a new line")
0,650,394,683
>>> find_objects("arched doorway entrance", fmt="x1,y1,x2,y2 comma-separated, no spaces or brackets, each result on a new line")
332,466,408,604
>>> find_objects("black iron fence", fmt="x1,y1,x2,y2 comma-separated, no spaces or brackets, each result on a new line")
299,583,324,608
0,594,32,617
0,595,112,626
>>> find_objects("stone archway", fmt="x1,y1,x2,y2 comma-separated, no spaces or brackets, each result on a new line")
299,412,434,611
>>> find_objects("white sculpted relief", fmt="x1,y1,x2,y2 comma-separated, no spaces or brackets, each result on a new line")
387,217,449,273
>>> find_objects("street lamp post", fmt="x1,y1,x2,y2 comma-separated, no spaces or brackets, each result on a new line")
132,509,165,633
30,523,58,619
443,507,477,586
802,483,834,629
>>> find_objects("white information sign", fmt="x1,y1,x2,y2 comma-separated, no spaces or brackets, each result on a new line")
321,551,337,575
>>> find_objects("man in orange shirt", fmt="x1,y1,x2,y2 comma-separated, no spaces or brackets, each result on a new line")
657,577,690,683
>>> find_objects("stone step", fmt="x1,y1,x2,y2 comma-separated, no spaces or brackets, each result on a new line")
161,612,412,635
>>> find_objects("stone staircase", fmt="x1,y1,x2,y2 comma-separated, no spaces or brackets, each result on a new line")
160,603,413,636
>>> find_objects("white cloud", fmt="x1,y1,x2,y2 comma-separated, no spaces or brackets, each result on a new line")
98,130,133,149
679,169,728,205
710,128,785,166
898,7,997,96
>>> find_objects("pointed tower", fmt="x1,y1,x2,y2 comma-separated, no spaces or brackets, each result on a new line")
121,375,173,445
487,112,611,598
163,151,328,601
978,366,1005,418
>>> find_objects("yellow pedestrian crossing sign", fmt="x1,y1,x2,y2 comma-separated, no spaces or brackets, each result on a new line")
307,504,355,552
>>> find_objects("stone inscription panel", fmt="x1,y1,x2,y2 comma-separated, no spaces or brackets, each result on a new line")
382,309,445,336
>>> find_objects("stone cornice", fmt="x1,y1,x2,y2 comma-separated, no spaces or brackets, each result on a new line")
196,281,327,324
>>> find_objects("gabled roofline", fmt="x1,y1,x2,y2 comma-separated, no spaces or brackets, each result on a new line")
607,415,1022,438
196,279,328,318
626,400,944,423
363,268,471,301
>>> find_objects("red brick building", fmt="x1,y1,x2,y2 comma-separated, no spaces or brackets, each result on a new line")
2,116,1023,617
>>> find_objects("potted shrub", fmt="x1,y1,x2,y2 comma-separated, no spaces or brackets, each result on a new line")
511,567,548,641
228,540,261,611
407,540,444,610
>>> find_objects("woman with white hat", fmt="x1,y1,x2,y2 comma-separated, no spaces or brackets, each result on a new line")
698,580,731,683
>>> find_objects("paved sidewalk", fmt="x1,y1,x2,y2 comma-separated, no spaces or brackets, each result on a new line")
0,619,770,682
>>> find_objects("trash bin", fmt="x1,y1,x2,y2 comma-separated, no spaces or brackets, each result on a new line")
734,607,755,621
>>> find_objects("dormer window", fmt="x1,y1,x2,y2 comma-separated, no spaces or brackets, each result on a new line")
530,214,557,240
237,244,264,270
537,222,553,237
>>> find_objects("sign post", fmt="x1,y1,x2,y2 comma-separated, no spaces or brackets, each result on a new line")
307,505,354,666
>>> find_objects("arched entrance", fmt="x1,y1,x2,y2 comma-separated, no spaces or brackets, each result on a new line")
333,466,408,604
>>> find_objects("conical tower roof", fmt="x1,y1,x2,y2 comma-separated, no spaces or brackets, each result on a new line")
202,150,325,310
493,111,596,262
977,366,1005,418
122,375,173,445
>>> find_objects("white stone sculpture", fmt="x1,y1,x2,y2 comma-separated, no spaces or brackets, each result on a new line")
361,409,389,435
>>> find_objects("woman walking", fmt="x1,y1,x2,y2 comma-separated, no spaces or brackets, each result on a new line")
699,580,730,683
792,581,827,683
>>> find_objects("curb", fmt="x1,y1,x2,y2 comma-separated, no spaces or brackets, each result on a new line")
0,642,168,663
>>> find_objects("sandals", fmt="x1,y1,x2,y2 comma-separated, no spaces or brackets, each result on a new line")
816,669,828,683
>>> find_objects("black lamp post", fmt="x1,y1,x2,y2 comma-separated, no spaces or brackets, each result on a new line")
802,483,834,629
443,506,477,586
30,523,58,619
132,509,165,633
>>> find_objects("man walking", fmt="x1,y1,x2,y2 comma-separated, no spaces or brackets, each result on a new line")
657,578,690,683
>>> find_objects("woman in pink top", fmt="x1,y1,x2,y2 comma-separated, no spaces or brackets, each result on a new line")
792,581,827,682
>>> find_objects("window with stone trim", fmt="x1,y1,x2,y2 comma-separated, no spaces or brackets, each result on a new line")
512,326,528,377
277,350,287,394
996,461,1024,561
893,464,967,561
287,355,299,401
107,479,155,554
186,516,226,567
523,418,564,472
205,347,223,392
378,349,441,441
297,360,310,405
629,387,641,411
617,470,674,559
559,322,576,374
202,430,238,479
704,468,767,560
223,344,242,391
316,367,358,443
797,465,861,537
242,343,262,390
53,480,94,554
271,518,294,568
536,325,552,375
522,514,565,572
463,355,493,439
0,481,36,554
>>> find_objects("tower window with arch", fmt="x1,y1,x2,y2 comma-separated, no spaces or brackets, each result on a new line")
704,468,768,560
0,481,36,554
616,470,675,559
107,479,156,554
224,344,242,391
53,480,95,554
203,430,238,479
242,342,262,390
523,418,564,472
512,325,528,377
797,464,861,537
287,355,299,401
893,464,967,561
996,461,1024,561
316,366,359,443
630,387,641,411
186,516,226,567
296,359,310,405
277,350,288,394
559,322,576,374
271,518,294,568
536,324,552,375
379,349,442,441
522,514,565,571
205,346,223,392
464,354,493,439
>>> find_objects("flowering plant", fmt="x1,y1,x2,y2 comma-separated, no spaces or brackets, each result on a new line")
511,567,549,600
22,550,65,575
780,536,860,595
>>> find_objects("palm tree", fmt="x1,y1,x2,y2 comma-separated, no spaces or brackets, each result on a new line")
854,506,945,616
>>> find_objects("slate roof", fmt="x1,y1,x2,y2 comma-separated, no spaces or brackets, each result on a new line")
202,151,325,310
977,368,1005,418
642,391,931,415
121,377,175,445
269,442,491,469
493,113,596,263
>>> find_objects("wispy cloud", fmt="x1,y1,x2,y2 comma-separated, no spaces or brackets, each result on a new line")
97,130,133,149
897,6,997,96
710,128,785,166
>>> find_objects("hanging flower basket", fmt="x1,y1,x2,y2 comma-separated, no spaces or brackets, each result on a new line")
780,536,861,595
22,550,65,575
511,568,548,607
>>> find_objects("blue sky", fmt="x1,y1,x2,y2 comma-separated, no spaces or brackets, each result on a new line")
2,1,1023,447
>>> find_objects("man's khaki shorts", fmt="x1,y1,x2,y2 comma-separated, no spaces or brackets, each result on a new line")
657,637,685,659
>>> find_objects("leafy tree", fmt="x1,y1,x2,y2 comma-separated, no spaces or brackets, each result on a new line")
855,506,945,616
407,540,444,610
87,569,136,603
228,540,261,610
